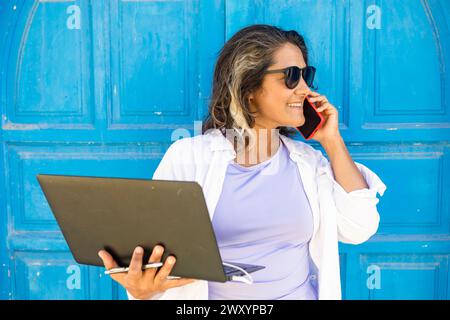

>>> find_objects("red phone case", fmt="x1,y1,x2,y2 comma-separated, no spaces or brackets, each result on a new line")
296,95,325,140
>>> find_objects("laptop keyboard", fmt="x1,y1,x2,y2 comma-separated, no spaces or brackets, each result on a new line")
223,264,244,275
222,262,265,276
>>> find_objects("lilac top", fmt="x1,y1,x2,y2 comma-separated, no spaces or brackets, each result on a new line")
208,139,317,300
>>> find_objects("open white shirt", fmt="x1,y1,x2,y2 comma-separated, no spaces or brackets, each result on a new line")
127,129,387,300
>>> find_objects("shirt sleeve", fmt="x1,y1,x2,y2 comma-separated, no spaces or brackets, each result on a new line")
314,150,387,245
152,139,181,180
152,138,196,181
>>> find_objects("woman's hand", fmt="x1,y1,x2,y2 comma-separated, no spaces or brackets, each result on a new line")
307,91,341,145
98,246,196,300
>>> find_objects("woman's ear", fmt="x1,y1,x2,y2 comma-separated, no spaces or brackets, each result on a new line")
248,92,257,106
248,95,257,113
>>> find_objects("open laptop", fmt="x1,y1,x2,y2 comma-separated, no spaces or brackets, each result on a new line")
36,174,265,283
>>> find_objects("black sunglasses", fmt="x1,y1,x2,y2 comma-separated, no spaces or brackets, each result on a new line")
264,65,316,89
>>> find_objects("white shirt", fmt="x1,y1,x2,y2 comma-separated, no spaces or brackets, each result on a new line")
127,129,387,300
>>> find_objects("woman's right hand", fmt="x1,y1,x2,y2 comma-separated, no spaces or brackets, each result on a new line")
98,245,197,299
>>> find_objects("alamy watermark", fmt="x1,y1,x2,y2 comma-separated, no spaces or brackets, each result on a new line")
366,264,381,290
66,264,81,290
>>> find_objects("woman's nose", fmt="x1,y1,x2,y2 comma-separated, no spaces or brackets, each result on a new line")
294,80,311,95
294,76,310,92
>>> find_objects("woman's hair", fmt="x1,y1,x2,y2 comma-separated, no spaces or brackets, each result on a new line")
202,24,310,151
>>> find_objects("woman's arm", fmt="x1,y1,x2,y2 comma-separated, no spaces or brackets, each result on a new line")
314,138,387,245
307,92,387,244
321,135,369,193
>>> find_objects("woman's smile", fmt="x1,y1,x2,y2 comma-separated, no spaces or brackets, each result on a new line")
287,103,304,112
287,104,303,109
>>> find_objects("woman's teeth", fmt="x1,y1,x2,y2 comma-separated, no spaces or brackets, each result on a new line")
287,103,303,108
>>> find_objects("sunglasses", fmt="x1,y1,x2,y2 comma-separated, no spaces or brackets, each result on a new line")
264,65,316,89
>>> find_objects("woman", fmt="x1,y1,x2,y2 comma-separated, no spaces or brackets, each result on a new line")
98,24,387,300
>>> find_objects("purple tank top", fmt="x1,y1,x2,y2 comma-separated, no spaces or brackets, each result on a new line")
208,138,317,300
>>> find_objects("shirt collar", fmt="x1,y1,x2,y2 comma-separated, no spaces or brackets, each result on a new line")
206,128,308,158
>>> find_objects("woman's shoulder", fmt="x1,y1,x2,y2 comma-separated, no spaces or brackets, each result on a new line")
167,132,212,153
280,134,325,162
163,132,215,167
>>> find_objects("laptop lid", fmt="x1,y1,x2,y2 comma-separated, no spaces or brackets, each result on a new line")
36,174,229,282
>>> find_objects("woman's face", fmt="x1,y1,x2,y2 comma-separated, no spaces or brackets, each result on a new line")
248,42,311,130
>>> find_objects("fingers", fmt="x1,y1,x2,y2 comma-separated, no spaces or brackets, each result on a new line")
307,94,333,114
143,245,165,279
308,95,328,105
307,91,320,97
98,250,119,270
127,246,144,280
306,91,327,104
154,255,177,287
306,93,327,109
98,250,125,283
316,104,328,112
318,100,336,112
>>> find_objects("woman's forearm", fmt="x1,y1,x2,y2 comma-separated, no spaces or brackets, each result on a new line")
321,135,369,193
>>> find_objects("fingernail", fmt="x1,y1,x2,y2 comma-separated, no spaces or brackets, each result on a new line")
168,257,175,264
155,246,162,254
98,251,102,258
135,247,143,254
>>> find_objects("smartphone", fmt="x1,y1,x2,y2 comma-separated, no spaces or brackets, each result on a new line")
295,95,325,140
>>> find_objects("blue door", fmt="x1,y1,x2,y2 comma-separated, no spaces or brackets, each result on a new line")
1,0,449,299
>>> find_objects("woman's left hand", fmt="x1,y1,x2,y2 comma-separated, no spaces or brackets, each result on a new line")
306,91,341,144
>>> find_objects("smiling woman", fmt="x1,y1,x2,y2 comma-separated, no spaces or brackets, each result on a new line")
202,26,313,148
110,24,387,301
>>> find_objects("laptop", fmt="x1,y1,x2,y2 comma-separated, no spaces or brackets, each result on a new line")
36,174,265,283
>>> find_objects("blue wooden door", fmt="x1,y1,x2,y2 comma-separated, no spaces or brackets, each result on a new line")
1,0,449,299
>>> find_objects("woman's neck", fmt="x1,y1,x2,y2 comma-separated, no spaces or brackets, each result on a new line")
233,127,281,167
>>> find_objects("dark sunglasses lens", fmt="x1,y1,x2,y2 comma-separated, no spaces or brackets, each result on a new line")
286,66,301,89
303,66,316,87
